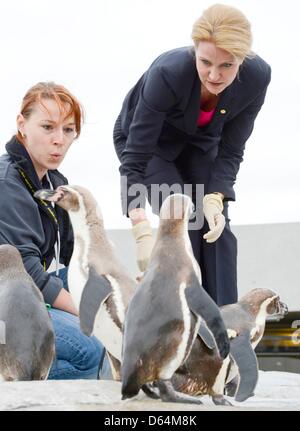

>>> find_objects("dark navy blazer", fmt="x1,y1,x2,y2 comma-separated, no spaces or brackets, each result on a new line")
116,47,271,211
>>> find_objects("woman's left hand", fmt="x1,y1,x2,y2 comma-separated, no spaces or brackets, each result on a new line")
52,288,79,316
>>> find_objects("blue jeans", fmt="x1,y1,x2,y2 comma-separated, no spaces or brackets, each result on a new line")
48,267,112,380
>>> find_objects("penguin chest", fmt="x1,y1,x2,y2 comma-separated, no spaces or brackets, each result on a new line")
92,277,126,362
212,356,231,395
159,282,198,380
68,239,89,310
93,302,123,361
250,325,264,349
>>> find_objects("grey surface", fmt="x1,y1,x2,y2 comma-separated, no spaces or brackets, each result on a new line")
258,356,300,373
107,222,300,310
0,371,299,411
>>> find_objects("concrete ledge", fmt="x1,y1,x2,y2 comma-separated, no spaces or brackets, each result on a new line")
0,371,300,411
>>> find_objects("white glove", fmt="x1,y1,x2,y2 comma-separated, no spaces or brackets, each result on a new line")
132,220,154,272
203,193,226,243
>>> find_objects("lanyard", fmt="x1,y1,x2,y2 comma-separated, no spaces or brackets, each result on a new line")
18,168,59,225
46,172,61,276
17,167,60,273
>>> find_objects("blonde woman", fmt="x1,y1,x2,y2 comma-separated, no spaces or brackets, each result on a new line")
113,4,271,306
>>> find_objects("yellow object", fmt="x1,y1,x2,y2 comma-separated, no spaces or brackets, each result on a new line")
203,193,225,243
132,220,154,272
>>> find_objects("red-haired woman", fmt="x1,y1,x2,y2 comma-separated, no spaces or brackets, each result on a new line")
0,82,109,379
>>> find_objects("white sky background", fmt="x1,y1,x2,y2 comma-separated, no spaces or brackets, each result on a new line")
0,0,299,229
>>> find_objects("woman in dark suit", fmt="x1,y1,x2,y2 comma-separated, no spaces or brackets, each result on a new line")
113,4,271,306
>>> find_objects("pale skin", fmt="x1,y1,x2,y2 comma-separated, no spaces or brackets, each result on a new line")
129,41,242,226
17,99,78,315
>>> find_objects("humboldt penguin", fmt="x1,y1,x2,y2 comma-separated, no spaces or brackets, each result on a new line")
34,185,136,380
121,193,230,404
171,288,288,404
0,244,55,381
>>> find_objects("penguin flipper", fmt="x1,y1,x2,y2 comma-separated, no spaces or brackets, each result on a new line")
198,320,216,350
229,332,258,402
185,278,230,360
79,266,112,336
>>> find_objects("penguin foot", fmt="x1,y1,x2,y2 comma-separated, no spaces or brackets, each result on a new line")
212,395,232,406
157,380,203,405
142,383,160,399
224,376,239,397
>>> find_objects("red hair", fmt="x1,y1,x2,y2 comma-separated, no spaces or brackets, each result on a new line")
17,82,83,142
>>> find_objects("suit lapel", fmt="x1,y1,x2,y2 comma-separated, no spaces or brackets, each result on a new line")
183,74,200,134
184,75,238,134
210,79,238,126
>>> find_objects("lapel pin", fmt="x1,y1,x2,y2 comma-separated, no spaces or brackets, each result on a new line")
220,109,226,114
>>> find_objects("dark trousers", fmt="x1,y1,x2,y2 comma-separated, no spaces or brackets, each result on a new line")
113,120,237,306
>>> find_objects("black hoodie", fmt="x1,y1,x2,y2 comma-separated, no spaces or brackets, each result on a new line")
0,136,74,305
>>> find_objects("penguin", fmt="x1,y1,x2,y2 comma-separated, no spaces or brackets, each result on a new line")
34,185,136,380
171,288,288,404
222,288,288,398
121,193,230,404
0,244,55,381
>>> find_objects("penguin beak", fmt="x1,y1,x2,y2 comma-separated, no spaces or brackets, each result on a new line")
270,300,289,320
34,188,65,203
280,301,289,316
191,202,196,214
187,201,195,219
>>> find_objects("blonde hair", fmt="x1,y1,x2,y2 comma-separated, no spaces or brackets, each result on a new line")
191,4,253,61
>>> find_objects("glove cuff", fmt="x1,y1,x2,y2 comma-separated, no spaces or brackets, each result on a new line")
203,193,224,212
132,220,153,240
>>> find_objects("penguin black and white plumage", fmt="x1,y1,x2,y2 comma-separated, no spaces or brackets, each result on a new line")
0,244,55,381
34,185,136,380
121,194,230,404
222,288,288,399
171,288,288,404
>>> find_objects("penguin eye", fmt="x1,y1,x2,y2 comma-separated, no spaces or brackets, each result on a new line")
267,300,276,314
56,187,71,201
58,186,68,194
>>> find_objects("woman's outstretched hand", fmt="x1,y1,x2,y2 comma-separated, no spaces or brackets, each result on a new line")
203,193,225,243
129,209,154,272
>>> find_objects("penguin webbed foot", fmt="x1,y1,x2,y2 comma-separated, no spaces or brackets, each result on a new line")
157,380,203,405
142,382,160,399
224,376,238,397
212,395,233,406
